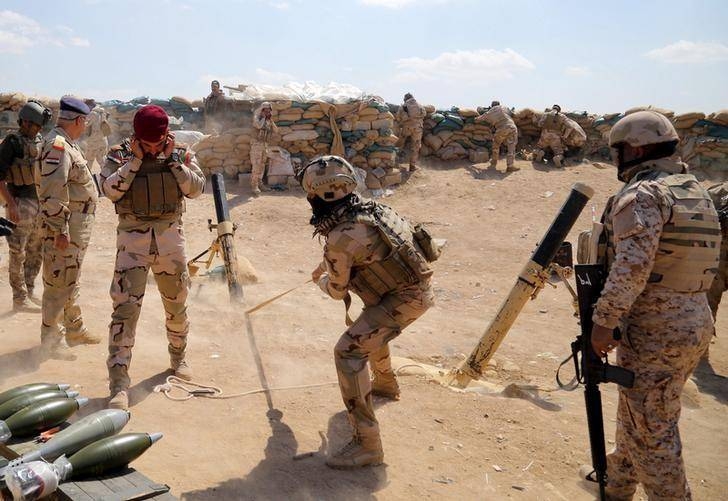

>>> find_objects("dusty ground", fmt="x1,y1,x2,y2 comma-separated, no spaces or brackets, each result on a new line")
0,157,726,501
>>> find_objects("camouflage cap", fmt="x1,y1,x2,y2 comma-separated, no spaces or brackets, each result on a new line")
300,155,358,201
608,110,679,148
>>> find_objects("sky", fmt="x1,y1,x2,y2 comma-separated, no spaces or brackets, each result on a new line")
1,0,727,114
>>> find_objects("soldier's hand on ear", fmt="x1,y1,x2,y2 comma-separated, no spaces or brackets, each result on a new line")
130,137,144,160
163,132,175,158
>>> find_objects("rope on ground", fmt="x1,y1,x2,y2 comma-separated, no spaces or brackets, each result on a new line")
154,375,338,402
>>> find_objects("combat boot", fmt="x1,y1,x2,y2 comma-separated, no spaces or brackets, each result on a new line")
371,375,401,401
40,336,77,361
534,150,544,163
553,155,564,168
409,162,418,172
108,366,130,410
13,298,41,313
506,163,520,172
169,344,193,381
66,327,101,346
326,433,384,469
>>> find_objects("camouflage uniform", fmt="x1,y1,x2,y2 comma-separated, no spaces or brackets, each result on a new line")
475,105,518,170
250,105,277,194
82,107,110,170
100,139,205,397
534,110,566,166
0,131,43,305
396,97,426,170
594,158,720,500
316,200,434,462
706,182,728,318
561,115,587,150
39,127,98,345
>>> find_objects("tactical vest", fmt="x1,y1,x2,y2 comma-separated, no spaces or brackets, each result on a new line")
486,106,515,130
605,171,720,292
115,150,184,218
541,112,560,132
403,99,425,122
7,133,40,187
347,204,433,304
256,124,272,143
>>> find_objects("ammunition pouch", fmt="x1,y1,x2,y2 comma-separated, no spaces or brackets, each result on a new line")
413,224,441,262
116,157,183,218
7,134,39,187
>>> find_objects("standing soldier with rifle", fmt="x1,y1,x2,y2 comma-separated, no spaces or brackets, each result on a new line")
100,105,205,410
584,111,719,500
0,100,51,312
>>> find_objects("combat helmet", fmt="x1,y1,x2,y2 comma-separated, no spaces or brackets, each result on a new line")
299,155,358,201
18,100,52,127
608,110,679,148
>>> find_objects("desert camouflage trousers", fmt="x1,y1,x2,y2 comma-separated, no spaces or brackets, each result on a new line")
41,212,95,341
250,139,267,191
334,282,434,442
401,125,423,166
5,196,42,302
83,138,108,171
491,126,517,169
536,130,565,161
106,226,191,382
606,291,713,501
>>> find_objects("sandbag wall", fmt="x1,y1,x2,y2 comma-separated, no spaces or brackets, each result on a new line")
2,92,727,177
192,99,403,188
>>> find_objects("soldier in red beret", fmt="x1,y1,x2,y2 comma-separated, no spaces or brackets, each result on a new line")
100,104,206,410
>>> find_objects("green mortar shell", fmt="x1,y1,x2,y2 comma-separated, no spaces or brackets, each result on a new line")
0,383,70,406
68,433,163,478
0,390,79,420
3,397,87,437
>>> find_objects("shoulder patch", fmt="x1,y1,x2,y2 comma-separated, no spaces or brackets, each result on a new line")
52,136,66,151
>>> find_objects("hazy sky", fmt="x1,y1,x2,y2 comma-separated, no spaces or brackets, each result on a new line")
1,0,727,113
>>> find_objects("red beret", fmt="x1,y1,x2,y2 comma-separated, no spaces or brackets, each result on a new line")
133,105,169,141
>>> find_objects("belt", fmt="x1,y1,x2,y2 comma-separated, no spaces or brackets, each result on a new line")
68,200,97,214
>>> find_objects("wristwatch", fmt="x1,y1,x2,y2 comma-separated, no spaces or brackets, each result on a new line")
166,152,181,165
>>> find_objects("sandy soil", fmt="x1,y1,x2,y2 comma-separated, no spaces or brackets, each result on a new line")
0,157,725,501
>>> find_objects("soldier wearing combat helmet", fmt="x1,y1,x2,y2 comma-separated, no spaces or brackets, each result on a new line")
0,100,51,312
582,111,720,499
100,104,205,410
300,155,436,469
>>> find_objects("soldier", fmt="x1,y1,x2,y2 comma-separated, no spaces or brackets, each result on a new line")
0,100,51,312
474,100,519,172
100,105,205,410
585,111,720,499
250,101,277,195
81,99,111,171
203,80,228,133
300,155,435,469
534,104,566,167
39,96,101,360
396,93,426,172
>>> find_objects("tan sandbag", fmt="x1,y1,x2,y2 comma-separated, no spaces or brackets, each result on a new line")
282,130,318,141
354,121,371,131
624,105,674,118
277,112,303,122
424,104,436,114
272,101,292,111
371,118,394,130
364,130,379,140
377,111,394,120
291,123,315,130
377,135,399,146
423,134,443,150
709,109,728,125
303,110,325,120
437,130,454,143
358,107,379,118
369,150,395,161
458,108,479,118
438,143,467,160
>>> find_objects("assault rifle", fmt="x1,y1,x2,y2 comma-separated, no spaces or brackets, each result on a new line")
562,264,635,500
188,173,244,302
